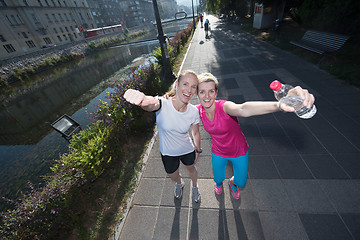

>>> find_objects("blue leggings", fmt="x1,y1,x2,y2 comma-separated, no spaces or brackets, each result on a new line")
212,151,249,188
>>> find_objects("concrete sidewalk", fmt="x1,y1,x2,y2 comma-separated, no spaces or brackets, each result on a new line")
117,15,360,240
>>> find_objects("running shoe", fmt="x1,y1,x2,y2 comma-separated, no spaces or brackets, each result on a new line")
192,186,201,203
174,180,185,199
228,179,240,199
214,182,223,195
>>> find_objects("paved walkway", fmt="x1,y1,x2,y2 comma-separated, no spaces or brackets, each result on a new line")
117,15,360,240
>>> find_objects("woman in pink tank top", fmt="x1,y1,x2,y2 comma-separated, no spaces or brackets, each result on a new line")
196,73,315,199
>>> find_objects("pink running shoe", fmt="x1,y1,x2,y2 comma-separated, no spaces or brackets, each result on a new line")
214,182,223,195
228,179,240,199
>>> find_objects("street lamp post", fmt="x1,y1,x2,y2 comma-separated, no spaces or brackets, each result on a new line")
152,0,175,83
191,0,196,31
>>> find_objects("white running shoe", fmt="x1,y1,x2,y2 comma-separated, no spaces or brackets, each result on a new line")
192,186,201,203
174,180,185,199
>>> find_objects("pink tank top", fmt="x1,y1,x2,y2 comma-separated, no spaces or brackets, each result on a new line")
197,100,249,158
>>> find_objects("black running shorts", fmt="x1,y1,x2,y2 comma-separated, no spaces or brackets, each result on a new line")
161,151,196,174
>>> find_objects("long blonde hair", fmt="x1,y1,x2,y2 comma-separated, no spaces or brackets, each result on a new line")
164,70,199,98
197,73,219,94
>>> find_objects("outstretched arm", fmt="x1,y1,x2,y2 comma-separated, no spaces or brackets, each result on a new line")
223,86,315,117
123,89,160,112
223,101,279,118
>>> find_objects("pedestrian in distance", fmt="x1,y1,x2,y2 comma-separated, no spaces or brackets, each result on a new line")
123,70,202,203
199,14,204,28
204,19,210,38
196,73,315,199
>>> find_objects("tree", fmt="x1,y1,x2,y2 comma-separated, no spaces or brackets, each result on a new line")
297,0,360,35
206,0,249,17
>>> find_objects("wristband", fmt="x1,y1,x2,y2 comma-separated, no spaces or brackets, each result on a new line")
195,148,203,153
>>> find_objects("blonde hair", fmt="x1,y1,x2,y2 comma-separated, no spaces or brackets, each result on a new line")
197,73,219,93
164,70,199,98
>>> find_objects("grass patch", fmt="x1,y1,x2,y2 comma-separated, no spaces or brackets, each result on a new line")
236,16,360,87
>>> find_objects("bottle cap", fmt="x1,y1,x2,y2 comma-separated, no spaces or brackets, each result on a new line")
270,80,282,91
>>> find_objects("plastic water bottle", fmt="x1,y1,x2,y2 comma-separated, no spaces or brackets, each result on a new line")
270,80,317,119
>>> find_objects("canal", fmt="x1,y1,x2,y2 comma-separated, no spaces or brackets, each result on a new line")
0,17,194,210
0,40,160,210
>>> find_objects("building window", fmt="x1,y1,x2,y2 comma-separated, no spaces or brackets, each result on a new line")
64,13,69,21
43,37,52,44
63,34,67,40
59,27,64,33
45,0,50,6
32,14,40,23
22,0,28,6
17,15,24,25
38,28,47,35
58,13,64,22
53,28,58,33
73,33,77,38
63,1,67,7
51,0,55,6
22,32,28,38
79,13,84,20
57,35,62,41
11,15,19,25
38,0,43,7
3,44,16,53
65,26,69,32
58,0,61,6
26,40,36,48
70,25,74,31
1,0,7,7
45,14,51,23
0,35,6,42
74,1,77,7
52,13,58,22
69,13,74,21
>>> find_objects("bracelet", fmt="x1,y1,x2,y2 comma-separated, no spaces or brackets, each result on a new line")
277,101,284,112
195,148,203,153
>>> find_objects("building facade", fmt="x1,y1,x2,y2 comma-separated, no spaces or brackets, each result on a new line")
0,0,96,60
119,0,154,28
86,0,125,28
0,0,183,61
158,0,177,20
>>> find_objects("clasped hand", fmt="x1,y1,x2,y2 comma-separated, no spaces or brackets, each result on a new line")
279,86,315,112
123,89,158,106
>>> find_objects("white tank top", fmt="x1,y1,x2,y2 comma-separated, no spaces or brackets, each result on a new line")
156,97,200,156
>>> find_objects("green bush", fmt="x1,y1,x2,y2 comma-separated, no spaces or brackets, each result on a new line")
88,41,96,49
64,122,112,178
